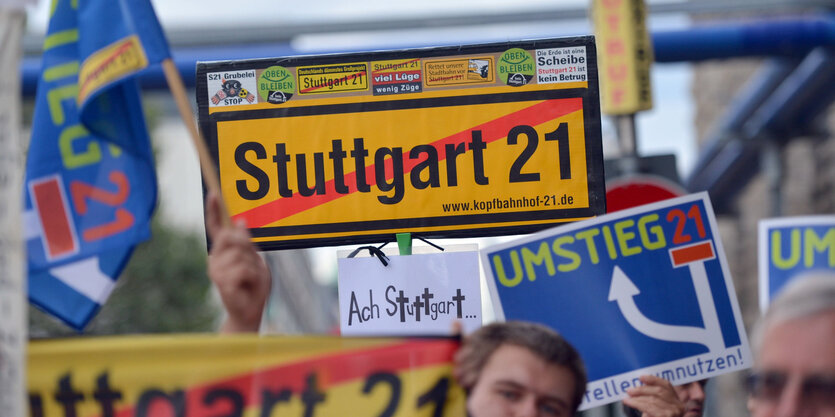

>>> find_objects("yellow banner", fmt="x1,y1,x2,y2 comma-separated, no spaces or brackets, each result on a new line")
591,0,654,114
197,38,605,249
28,334,464,417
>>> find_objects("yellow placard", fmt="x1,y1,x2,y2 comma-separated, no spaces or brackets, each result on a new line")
297,63,368,95
424,57,494,86
78,35,148,104
28,335,464,417
591,0,653,114
197,38,605,249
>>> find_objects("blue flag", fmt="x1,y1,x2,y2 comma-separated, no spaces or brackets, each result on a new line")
24,0,169,330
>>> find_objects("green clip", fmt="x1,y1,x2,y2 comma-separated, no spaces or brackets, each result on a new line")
396,233,412,255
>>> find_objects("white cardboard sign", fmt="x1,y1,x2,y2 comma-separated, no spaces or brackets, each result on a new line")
338,251,482,336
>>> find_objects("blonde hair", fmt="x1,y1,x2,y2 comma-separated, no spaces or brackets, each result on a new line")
752,272,835,352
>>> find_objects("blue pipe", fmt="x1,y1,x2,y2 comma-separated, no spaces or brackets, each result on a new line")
743,47,835,136
653,14,835,62
684,59,799,195
19,14,835,97
685,47,835,211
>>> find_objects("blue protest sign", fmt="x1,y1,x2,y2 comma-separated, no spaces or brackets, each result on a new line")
758,215,835,312
481,192,751,410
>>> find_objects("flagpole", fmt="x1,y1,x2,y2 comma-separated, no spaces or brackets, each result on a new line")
161,58,231,226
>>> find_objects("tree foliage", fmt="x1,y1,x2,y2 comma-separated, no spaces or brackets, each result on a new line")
29,220,220,337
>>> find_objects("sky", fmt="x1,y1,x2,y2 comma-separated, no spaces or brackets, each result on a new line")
26,0,587,30
23,0,695,167
23,0,697,286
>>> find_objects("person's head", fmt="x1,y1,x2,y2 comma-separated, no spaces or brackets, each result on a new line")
456,321,587,417
676,379,707,417
747,273,835,417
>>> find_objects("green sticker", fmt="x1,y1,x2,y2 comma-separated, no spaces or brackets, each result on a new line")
498,48,534,87
258,66,295,104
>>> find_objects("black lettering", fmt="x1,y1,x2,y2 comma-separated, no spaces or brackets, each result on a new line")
452,289,466,319
385,286,398,317
296,152,326,197
54,374,84,417
362,373,401,417
507,125,540,183
351,138,371,193
375,147,404,204
29,393,44,417
273,143,293,198
235,142,269,200
94,373,123,417
329,140,349,194
260,389,292,417
348,291,363,325
469,130,489,185
409,145,440,190
396,291,409,322
203,388,244,417
444,143,466,186
421,288,434,317
412,296,424,322
367,289,379,320
301,374,326,417
416,377,449,417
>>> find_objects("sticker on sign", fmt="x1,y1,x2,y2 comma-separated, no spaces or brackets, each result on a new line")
481,192,752,410
536,46,588,84
207,70,257,107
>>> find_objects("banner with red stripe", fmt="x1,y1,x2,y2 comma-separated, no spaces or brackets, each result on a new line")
28,334,464,417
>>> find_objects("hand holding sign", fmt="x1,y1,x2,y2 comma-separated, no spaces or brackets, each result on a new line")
206,191,271,333
622,375,686,417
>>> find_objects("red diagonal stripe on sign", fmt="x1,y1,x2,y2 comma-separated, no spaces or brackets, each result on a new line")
234,98,583,228
108,339,457,417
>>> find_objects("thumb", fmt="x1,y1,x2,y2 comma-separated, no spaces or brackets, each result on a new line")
205,191,223,239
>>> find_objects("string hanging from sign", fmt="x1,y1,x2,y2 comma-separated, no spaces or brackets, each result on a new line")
413,235,445,252
347,244,390,266
346,234,446,267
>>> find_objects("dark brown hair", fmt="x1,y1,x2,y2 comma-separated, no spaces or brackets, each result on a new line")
456,321,587,412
